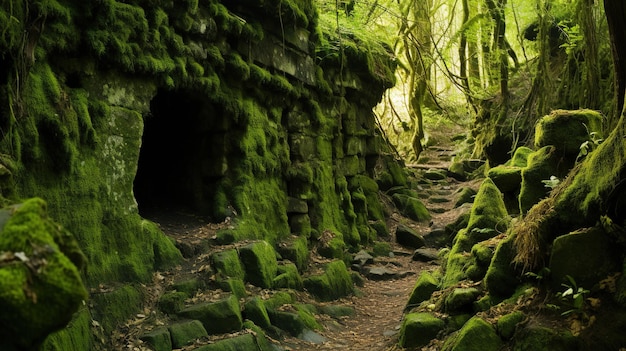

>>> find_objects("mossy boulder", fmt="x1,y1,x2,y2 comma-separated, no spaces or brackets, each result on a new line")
443,179,509,287
392,194,431,222
484,234,520,297
211,249,245,280
534,109,603,158
398,313,445,348
518,146,563,213
194,332,271,351
303,260,354,301
548,227,620,290
217,278,247,299
454,187,477,208
239,241,279,289
273,262,304,290
318,236,347,260
171,278,204,296
396,223,426,249
444,287,481,313
487,166,522,193
268,304,321,336
508,146,533,167
168,320,208,348
442,317,502,351
158,291,187,315
139,327,172,351
178,295,243,335
513,325,578,351
406,271,440,309
319,304,356,318
277,236,309,271
497,311,525,340
243,297,272,329
0,198,88,350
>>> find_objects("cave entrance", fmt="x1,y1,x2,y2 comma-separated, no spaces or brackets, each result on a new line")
134,88,230,220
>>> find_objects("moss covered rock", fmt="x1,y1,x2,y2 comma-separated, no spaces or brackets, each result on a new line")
194,332,271,351
518,146,563,213
398,313,445,348
211,249,245,280
513,325,578,351
169,320,208,348
303,260,354,301
487,166,522,193
444,287,481,313
158,291,187,315
534,109,603,158
243,297,272,329
496,311,525,340
484,234,520,297
396,223,426,249
406,271,440,309
178,295,243,335
277,235,309,271
273,262,304,290
443,179,509,287
548,227,620,290
239,241,279,289
392,194,431,222
139,326,172,351
442,317,502,351
0,198,88,350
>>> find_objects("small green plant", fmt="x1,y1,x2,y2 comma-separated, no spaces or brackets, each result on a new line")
577,123,604,162
542,176,560,189
555,275,589,317
524,267,551,283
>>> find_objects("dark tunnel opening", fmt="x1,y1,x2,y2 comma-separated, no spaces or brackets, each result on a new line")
134,88,230,220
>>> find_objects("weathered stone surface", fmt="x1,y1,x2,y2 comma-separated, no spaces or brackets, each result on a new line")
534,109,603,158
243,297,272,329
392,194,431,222
194,333,268,351
178,295,243,335
444,287,481,312
168,320,208,348
353,250,374,267
365,266,413,280
513,325,578,351
140,327,172,351
488,166,522,193
412,248,440,262
396,224,426,249
303,260,354,301
158,291,186,315
211,249,245,280
496,311,525,340
549,227,620,290
398,313,445,348
217,278,247,299
239,241,279,289
406,271,440,308
424,169,448,181
442,317,502,351
273,262,304,290
484,235,520,297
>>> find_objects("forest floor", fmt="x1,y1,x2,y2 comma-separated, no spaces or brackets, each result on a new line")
111,123,478,351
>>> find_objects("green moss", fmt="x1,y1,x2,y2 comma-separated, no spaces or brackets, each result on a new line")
244,297,272,329
273,263,304,290
399,313,445,348
40,308,93,351
534,109,603,158
303,260,354,301
90,284,142,334
406,271,440,309
211,249,245,280
239,241,279,289
442,317,502,351
277,236,309,271
158,291,186,315
0,198,88,350
518,146,563,213
496,311,525,340
508,146,533,167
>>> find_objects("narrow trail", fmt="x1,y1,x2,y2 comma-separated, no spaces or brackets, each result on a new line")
112,127,479,351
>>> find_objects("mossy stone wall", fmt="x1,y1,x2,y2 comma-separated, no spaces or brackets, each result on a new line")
0,0,396,349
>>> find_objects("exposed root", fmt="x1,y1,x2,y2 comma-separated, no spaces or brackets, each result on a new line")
512,197,556,272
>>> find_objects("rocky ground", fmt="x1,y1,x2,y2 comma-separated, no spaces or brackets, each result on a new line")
110,125,479,351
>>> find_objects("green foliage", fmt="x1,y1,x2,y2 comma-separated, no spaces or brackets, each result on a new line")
554,275,590,317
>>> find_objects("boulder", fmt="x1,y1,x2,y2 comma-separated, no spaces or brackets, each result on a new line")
243,297,272,329
398,313,445,348
549,227,620,290
277,235,309,271
303,260,354,301
534,109,603,158
194,333,270,351
239,241,279,288
396,224,426,249
158,291,186,315
487,166,522,193
392,194,431,222
273,262,304,290
406,271,440,309
412,248,439,262
518,146,563,214
442,317,502,351
139,327,172,351
496,311,525,340
209,255,241,285
513,325,578,351
168,320,208,348
178,295,243,334
484,235,520,297
444,287,481,312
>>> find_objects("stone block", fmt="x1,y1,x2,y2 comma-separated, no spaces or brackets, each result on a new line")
442,317,502,351
303,260,354,301
168,320,208,348
178,295,243,335
211,249,245,280
243,297,272,329
239,241,279,288
395,224,426,249
140,327,172,351
398,313,445,348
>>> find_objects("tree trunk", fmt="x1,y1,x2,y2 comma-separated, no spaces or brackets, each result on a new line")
605,0,626,126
